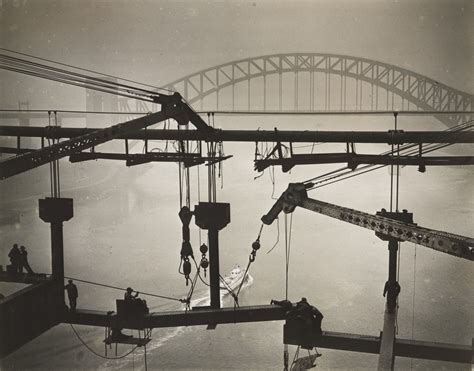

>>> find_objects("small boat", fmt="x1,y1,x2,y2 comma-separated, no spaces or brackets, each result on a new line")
220,265,252,293
292,352,321,370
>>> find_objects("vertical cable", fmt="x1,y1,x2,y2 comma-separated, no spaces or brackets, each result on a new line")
410,244,417,369
178,162,183,209
197,164,202,246
284,213,288,301
395,113,400,212
47,111,53,197
54,111,60,197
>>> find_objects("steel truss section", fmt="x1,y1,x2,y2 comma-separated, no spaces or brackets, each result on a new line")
0,97,218,179
261,183,474,260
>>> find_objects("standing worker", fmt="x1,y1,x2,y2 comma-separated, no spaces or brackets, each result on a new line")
64,280,78,311
8,244,21,273
19,246,34,274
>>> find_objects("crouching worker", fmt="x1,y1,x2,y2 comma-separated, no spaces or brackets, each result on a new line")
278,297,324,353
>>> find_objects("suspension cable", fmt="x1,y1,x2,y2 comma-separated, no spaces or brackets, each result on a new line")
0,47,174,93
304,119,473,189
64,276,185,303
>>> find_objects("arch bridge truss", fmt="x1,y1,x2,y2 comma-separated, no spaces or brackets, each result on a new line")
153,53,473,127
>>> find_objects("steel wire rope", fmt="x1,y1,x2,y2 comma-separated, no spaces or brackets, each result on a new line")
0,55,157,99
184,268,201,310
0,109,151,114
266,216,280,254
305,120,474,183
307,140,468,190
306,138,470,189
47,112,54,197
0,63,155,102
191,256,210,288
303,119,474,187
69,324,140,360
410,243,417,370
234,259,252,302
289,345,301,371
0,48,174,94
196,110,474,116
284,213,293,301
219,274,240,307
64,276,185,303
54,111,61,197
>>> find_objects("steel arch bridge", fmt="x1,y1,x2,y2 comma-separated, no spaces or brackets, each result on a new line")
157,53,473,126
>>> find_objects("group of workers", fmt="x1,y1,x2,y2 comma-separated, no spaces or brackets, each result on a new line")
7,243,34,274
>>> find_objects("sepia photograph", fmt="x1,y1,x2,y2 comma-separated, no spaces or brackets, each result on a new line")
0,0,473,370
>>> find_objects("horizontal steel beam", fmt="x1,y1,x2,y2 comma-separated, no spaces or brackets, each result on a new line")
0,111,175,179
1,126,473,144
287,331,472,364
394,338,473,364
68,152,232,167
65,305,287,329
0,271,49,284
64,307,473,364
255,153,474,172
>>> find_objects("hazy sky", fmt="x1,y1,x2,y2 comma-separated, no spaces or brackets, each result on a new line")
0,0,472,109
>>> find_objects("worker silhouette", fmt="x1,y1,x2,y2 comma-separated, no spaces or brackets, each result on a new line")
8,244,21,273
18,246,34,274
64,279,78,311
124,287,139,302
383,280,401,312
124,287,148,314
283,297,324,353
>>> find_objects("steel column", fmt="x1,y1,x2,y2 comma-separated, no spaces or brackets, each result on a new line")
208,228,220,309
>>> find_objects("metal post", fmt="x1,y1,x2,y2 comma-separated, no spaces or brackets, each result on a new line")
39,198,73,308
50,223,65,279
208,228,220,309
194,202,231,310
378,239,400,371
388,240,398,285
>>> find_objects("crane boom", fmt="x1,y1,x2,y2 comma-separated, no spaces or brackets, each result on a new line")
261,183,474,261
0,108,170,179
0,94,215,179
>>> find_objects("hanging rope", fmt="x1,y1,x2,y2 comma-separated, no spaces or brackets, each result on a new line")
266,216,280,255
410,243,417,370
289,345,301,371
70,324,139,360
193,168,201,248
284,214,293,301
54,111,60,197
